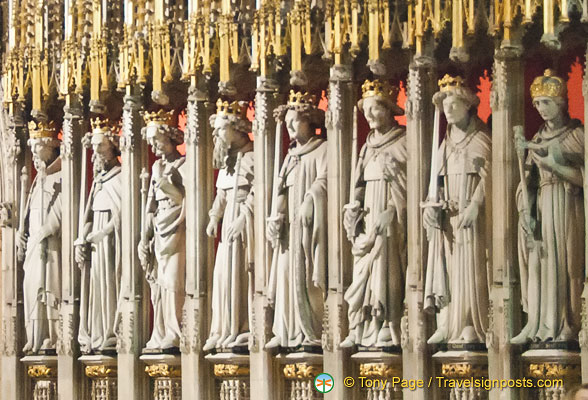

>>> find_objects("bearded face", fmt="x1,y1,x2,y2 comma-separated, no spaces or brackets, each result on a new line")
91,135,117,175
212,116,240,170
30,139,57,173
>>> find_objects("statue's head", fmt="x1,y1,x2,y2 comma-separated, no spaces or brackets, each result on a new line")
27,120,60,170
142,110,184,159
210,100,251,169
530,69,567,123
277,91,325,143
433,75,479,126
358,80,403,132
89,117,120,172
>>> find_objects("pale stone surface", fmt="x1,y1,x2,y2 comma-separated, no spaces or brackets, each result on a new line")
266,93,328,348
423,80,491,345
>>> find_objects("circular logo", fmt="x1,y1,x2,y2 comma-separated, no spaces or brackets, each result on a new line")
314,373,334,393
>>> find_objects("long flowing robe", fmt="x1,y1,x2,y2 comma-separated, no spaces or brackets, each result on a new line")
146,156,186,349
23,158,62,351
515,119,584,342
424,117,491,343
267,137,328,347
207,143,255,348
78,165,122,352
344,127,407,347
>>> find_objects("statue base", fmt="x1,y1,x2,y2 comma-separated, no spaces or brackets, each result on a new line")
351,351,403,399
206,352,250,399
79,354,117,400
21,355,58,400
276,353,323,400
433,350,488,400
140,354,182,400
522,349,581,398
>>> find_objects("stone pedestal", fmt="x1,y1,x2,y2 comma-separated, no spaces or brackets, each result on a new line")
22,355,58,400
141,354,182,400
522,349,580,399
206,352,250,400
352,352,402,399
80,354,118,400
433,351,488,400
277,352,322,400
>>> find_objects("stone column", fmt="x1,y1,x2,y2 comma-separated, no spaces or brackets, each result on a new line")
487,45,524,400
250,76,280,399
402,55,436,400
324,64,354,400
117,87,149,400
57,96,83,400
581,44,588,383
181,85,215,400
0,104,27,400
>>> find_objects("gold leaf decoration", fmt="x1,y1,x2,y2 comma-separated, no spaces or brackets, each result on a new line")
27,365,56,378
359,363,402,378
144,363,182,378
213,364,250,377
85,365,117,378
283,363,321,379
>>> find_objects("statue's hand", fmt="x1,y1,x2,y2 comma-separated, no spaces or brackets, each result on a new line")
138,239,151,267
457,202,480,230
423,206,441,230
74,242,90,265
87,230,107,244
534,148,557,172
299,197,314,227
206,217,219,238
375,208,394,235
266,214,284,247
227,214,246,241
513,126,527,158
343,201,361,239
16,231,28,260
519,209,533,235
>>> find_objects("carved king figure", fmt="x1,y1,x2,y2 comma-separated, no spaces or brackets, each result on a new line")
76,118,122,353
341,80,408,348
204,100,254,351
18,121,62,353
138,110,186,350
423,75,491,344
266,90,328,349
512,69,585,344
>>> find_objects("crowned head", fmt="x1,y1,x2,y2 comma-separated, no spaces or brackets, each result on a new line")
358,79,404,117
530,69,568,123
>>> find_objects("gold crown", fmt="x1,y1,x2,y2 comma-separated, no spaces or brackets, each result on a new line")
90,117,118,135
28,120,57,139
361,79,399,101
438,74,465,92
287,90,316,106
215,99,248,119
142,109,174,126
530,69,566,99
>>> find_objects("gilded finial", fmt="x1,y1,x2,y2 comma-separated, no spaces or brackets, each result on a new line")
142,109,174,126
215,99,248,120
28,120,57,139
361,79,400,102
438,75,465,92
530,69,566,99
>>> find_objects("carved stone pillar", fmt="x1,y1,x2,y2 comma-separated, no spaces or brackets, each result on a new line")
355,357,403,400
214,363,251,399
487,45,524,400
282,361,321,400
438,359,489,400
324,64,354,400
81,356,118,400
0,104,27,400
58,97,83,400
402,55,436,400
144,358,182,400
181,85,215,400
523,351,580,399
250,76,280,399
581,43,588,383
117,88,149,400
23,356,58,400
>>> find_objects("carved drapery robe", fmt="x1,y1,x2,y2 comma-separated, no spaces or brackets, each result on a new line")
23,158,62,351
267,136,328,347
344,127,407,347
78,165,122,352
207,143,255,348
424,117,491,343
146,157,186,349
515,119,585,342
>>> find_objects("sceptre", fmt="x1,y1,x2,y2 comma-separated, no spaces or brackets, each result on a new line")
268,118,283,248
17,166,28,262
140,167,151,273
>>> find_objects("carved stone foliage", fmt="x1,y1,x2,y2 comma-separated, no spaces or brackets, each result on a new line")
85,365,117,379
283,363,321,380
145,364,182,378
180,307,200,354
116,308,134,355
526,363,581,381
56,310,75,357
214,364,250,378
28,365,57,379
441,363,488,378
321,303,333,352
360,363,402,378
